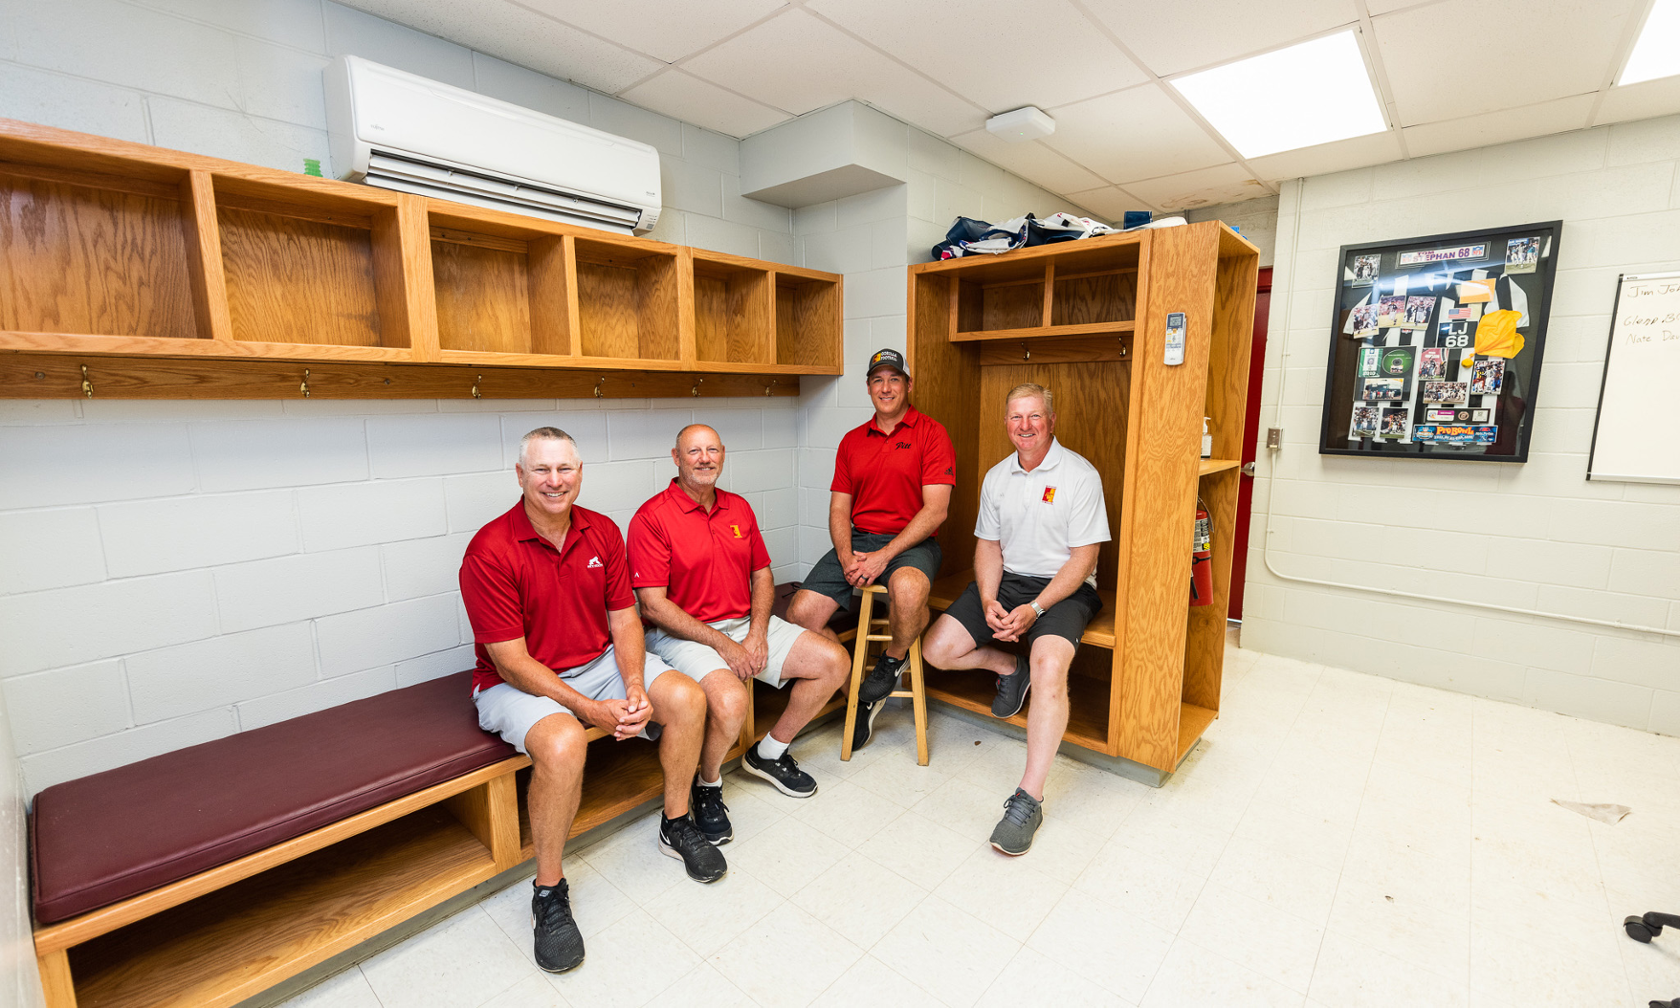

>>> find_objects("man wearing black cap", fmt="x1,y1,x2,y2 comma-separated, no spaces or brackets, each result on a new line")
785,348,956,750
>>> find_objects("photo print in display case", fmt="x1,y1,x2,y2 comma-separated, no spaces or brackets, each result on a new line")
1318,221,1561,462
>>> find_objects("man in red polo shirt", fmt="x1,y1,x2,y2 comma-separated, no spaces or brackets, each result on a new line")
629,424,851,840
785,348,955,751
459,427,723,976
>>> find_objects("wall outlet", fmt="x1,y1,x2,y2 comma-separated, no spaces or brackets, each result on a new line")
1265,427,1282,450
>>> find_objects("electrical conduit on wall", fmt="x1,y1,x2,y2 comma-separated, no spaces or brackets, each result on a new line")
1256,179,1680,642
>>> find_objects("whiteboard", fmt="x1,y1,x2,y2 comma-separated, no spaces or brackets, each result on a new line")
1588,271,1680,484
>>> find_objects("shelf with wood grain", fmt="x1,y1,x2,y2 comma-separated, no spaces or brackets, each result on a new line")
908,223,1259,777
0,118,841,398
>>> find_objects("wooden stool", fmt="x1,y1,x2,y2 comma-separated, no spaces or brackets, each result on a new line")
841,584,928,765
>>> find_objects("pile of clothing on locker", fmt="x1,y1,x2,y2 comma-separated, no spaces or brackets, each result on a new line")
931,210,1186,260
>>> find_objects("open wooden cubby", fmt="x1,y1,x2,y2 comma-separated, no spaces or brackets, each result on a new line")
0,151,207,342
774,269,843,369
693,251,772,367
428,210,569,357
949,236,1143,342
572,237,680,363
910,224,1258,779
0,119,844,392
213,176,409,350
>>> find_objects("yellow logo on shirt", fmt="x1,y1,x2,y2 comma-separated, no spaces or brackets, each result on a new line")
1041,487,1056,504
730,524,743,538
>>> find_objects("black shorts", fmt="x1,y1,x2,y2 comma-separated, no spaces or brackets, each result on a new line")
800,530,943,606
942,572,1102,650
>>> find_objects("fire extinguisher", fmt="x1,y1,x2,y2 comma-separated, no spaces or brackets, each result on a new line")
1189,498,1213,606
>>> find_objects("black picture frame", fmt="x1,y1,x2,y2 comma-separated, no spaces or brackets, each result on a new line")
1318,221,1561,463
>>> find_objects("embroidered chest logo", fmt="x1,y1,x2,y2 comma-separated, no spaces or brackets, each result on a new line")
1041,487,1057,504
730,524,743,538
586,556,604,569
894,441,912,449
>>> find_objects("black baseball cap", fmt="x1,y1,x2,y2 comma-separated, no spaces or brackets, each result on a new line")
866,348,908,379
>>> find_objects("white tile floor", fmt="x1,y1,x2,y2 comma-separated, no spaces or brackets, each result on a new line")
280,641,1680,1008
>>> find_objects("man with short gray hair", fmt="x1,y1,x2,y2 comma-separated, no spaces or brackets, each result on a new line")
459,427,722,975
921,385,1110,855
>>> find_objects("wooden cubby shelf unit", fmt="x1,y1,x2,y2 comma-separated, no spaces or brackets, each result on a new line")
0,118,841,396
909,223,1259,777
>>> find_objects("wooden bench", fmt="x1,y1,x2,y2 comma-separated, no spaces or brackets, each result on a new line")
30,585,851,1008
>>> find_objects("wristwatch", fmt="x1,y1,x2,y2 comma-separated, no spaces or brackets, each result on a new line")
1029,601,1045,618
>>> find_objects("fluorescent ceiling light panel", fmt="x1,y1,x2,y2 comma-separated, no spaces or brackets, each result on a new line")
1620,0,1680,85
1170,31,1388,159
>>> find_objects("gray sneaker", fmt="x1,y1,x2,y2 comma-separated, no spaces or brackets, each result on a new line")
992,653,1031,718
989,788,1043,856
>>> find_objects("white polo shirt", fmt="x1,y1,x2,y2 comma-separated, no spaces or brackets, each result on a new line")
975,438,1111,588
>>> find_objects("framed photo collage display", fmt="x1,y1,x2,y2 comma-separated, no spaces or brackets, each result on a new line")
1319,221,1561,462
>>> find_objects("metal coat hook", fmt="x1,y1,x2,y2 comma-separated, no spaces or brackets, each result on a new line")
471,374,482,400
593,377,605,398
301,369,311,399
765,379,777,397
80,365,93,399
691,377,703,397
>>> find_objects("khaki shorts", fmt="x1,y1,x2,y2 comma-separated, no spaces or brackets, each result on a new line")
645,615,807,689
473,646,676,753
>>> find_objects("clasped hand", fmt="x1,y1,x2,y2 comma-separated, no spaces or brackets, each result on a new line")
587,685,651,741
843,550,889,586
718,634,769,681
983,599,1038,642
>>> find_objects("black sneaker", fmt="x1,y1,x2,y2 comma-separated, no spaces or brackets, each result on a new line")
851,697,884,752
858,652,905,703
989,788,1043,856
690,777,732,844
992,653,1032,718
659,814,727,883
531,879,585,973
742,744,818,798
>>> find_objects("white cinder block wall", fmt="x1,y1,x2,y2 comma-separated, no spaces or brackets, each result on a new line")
0,689,45,1008
1245,116,1680,735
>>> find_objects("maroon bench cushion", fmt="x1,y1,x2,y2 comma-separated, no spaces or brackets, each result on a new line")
30,670,514,925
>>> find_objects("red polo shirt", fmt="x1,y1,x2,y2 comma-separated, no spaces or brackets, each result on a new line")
459,500,635,693
627,480,771,624
831,406,956,535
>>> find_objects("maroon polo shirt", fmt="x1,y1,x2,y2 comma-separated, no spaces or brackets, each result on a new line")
627,480,771,624
459,501,635,693
831,406,956,536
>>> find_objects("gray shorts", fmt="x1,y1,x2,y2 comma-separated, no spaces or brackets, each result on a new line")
473,646,676,753
800,530,943,607
646,615,808,689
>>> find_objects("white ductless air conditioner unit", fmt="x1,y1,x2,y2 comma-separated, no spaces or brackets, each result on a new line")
325,55,661,235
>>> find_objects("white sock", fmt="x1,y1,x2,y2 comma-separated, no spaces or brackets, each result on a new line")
756,735,790,760
698,774,722,788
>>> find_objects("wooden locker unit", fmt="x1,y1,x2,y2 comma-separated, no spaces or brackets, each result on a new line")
0,119,841,398
907,222,1258,776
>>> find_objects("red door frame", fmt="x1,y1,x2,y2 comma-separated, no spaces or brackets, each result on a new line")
1228,266,1271,621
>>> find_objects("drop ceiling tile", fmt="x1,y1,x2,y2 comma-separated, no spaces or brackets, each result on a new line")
946,130,1107,195
1065,185,1155,219
1402,94,1596,157
342,0,662,93
1594,75,1680,126
1122,163,1269,211
620,70,790,139
1374,0,1638,126
1041,84,1231,184
1081,0,1361,77
682,8,984,136
807,0,1147,111
1246,130,1405,181
521,0,789,64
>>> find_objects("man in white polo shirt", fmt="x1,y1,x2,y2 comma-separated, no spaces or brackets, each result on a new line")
921,383,1109,856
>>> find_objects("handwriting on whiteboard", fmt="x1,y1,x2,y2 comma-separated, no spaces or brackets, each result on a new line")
1618,280,1680,344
